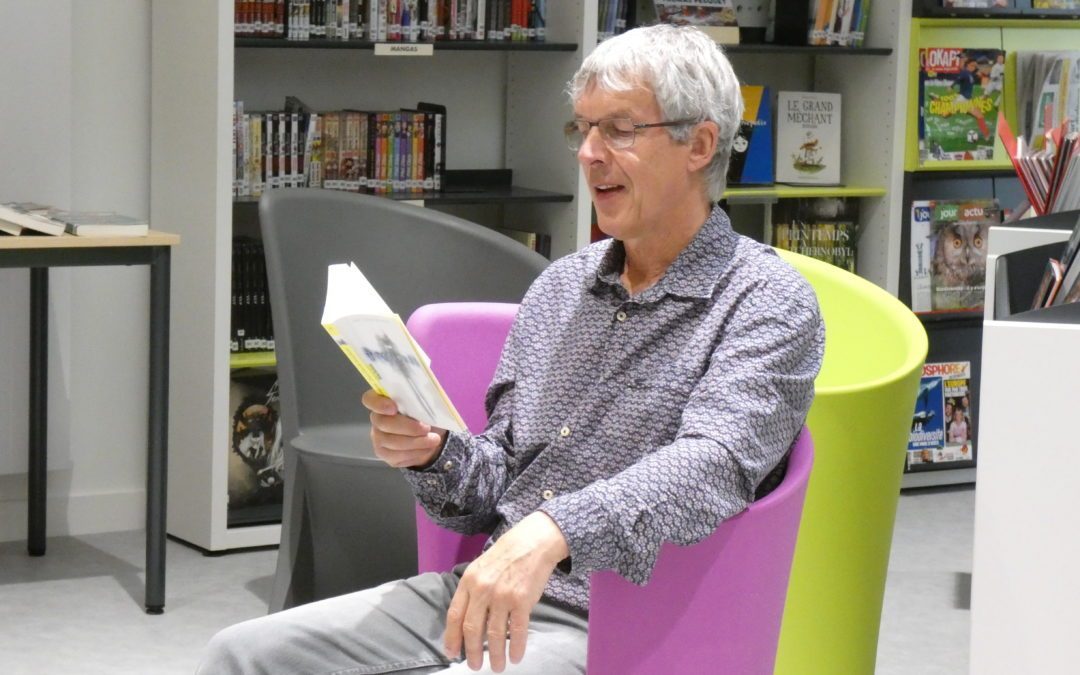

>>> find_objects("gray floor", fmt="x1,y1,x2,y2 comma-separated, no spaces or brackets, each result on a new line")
0,485,974,674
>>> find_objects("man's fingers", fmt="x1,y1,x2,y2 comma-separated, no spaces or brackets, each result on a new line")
360,389,397,415
371,425,440,452
461,603,488,671
369,411,431,437
507,610,530,665
486,609,510,673
443,588,468,662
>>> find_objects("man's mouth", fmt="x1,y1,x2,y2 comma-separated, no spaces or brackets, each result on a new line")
594,184,624,194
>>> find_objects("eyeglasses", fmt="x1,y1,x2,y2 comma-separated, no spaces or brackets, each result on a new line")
563,117,697,151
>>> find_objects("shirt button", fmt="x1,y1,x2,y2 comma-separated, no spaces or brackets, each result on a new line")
427,478,438,486
559,425,571,437
542,489,555,500
615,310,628,322
443,461,454,470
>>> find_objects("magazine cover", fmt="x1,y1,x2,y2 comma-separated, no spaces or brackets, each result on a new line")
928,199,998,311
908,361,974,468
919,47,1005,163
910,200,934,312
227,372,284,521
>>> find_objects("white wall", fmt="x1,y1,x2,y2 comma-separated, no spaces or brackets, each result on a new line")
0,0,152,540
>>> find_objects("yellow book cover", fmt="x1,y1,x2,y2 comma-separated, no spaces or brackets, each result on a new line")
321,262,466,432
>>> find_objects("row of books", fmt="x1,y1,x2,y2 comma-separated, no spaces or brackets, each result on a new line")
1000,117,1080,215
727,86,842,187
769,197,859,273
232,237,276,354
807,0,870,47
232,100,446,198
597,0,631,42
0,202,149,237
910,199,999,314
940,1,1080,9
235,0,547,42
1030,212,1080,309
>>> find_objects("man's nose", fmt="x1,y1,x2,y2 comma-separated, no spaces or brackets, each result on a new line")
577,126,607,164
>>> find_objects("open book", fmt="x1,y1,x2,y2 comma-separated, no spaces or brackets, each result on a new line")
321,262,466,432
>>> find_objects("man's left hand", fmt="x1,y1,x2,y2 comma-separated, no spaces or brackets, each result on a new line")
443,511,570,672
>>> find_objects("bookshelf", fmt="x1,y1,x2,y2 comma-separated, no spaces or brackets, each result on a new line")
151,2,912,551
898,11,1080,488
151,1,594,551
722,1,908,290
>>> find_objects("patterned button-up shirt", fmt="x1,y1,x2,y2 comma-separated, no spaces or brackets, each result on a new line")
402,205,825,614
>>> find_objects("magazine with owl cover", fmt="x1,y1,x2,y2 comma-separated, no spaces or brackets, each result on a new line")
227,371,284,525
925,199,1000,312
918,47,1005,163
908,361,974,469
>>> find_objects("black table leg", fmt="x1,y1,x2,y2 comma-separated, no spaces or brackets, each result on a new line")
145,247,170,614
28,267,48,557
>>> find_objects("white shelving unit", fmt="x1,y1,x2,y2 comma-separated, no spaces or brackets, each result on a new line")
971,228,1078,673
150,1,909,551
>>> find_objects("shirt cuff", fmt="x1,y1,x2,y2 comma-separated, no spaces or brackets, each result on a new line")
401,430,470,506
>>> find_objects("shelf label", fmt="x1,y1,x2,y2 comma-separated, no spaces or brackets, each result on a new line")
374,43,434,57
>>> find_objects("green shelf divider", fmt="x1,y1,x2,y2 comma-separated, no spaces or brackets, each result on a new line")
230,351,277,369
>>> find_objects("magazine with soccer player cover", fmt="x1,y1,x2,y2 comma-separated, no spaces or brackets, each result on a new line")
919,47,1005,163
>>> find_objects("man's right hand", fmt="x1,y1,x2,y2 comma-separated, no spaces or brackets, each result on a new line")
362,390,448,469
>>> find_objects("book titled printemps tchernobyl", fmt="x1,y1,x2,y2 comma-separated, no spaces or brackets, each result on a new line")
776,91,841,185
321,262,466,432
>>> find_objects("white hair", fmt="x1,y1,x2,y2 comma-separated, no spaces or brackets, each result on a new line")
568,24,744,201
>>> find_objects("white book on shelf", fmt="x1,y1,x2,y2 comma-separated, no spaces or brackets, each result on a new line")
776,91,842,185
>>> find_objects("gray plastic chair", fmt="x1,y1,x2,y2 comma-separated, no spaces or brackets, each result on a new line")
259,188,549,611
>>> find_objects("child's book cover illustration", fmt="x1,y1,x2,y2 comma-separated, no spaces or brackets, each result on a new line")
776,91,841,185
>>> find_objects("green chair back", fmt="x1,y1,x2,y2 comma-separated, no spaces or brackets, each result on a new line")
773,249,928,675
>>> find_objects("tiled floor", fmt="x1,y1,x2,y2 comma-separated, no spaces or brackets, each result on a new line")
0,485,974,674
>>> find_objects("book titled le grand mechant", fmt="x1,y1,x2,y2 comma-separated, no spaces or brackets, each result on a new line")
321,262,466,432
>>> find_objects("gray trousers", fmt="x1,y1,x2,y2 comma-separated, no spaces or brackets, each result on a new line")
197,567,588,675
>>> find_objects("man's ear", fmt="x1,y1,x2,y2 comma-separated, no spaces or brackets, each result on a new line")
687,120,720,173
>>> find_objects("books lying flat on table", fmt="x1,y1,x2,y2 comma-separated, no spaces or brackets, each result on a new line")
0,202,65,235
46,210,149,237
321,262,466,432
0,203,149,237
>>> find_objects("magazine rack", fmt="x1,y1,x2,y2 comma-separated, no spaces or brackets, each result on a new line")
972,234,1080,673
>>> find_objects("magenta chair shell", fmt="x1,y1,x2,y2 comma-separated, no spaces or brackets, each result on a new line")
407,302,814,675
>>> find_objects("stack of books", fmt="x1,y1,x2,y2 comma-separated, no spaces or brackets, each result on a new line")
1030,212,1080,309
0,202,149,237
998,112,1080,215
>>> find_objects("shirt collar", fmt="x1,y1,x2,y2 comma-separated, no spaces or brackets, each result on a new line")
593,205,737,301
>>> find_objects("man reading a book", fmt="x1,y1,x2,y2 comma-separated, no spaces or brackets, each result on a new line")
200,24,823,675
